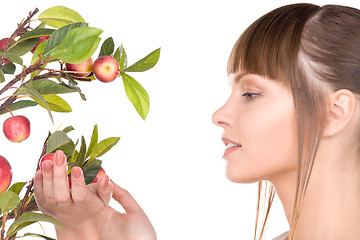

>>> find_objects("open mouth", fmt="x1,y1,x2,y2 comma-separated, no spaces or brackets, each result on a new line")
222,137,241,158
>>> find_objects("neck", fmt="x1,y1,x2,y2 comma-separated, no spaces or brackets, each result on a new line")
271,140,360,240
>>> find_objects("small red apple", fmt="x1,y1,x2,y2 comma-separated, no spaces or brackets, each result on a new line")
3,115,30,143
0,38,14,64
65,58,93,78
31,35,50,54
92,56,120,82
92,167,106,183
0,155,12,194
39,153,55,170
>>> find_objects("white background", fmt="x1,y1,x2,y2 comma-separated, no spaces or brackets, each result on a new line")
1,0,359,239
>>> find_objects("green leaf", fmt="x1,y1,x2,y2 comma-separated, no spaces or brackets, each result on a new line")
99,37,114,57
114,44,127,70
62,75,87,100
34,94,72,112
0,100,38,115
122,73,150,120
6,222,34,238
70,37,100,64
7,38,38,56
16,85,53,122
1,62,16,74
17,28,54,42
8,182,27,195
50,27,102,64
0,68,4,83
83,159,102,184
23,233,56,240
0,191,20,215
30,40,48,79
7,212,64,238
46,131,75,156
23,79,78,95
0,52,23,65
90,137,120,161
39,6,85,28
63,126,75,133
86,124,98,159
43,22,88,57
124,48,160,72
31,40,47,65
76,136,87,167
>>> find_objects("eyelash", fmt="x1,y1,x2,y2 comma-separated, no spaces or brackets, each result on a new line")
241,91,261,100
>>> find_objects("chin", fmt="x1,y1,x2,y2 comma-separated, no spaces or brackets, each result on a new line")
225,168,263,184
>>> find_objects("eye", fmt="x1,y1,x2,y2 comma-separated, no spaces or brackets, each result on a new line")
241,91,261,100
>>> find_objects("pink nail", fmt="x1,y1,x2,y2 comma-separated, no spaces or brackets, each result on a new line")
55,150,65,167
43,160,53,172
72,167,81,179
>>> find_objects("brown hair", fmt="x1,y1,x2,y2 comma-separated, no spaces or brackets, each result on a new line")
227,3,360,240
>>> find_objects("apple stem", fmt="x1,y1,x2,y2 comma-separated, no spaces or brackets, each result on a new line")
54,123,63,132
38,221,46,236
0,95,12,103
13,209,17,221
4,108,14,117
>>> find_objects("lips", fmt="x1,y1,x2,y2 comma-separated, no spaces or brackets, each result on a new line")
221,137,241,158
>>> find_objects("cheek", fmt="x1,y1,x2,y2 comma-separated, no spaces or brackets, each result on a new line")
226,100,298,183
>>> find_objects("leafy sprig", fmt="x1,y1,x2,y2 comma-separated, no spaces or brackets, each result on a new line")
0,5,160,239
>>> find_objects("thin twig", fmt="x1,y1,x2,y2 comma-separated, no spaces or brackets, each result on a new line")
0,8,39,65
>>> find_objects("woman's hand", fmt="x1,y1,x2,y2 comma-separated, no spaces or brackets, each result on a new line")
34,150,113,240
96,181,157,240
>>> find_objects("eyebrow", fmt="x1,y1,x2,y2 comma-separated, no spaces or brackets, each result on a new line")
229,72,248,85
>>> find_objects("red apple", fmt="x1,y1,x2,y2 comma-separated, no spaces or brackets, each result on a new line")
3,115,30,143
31,35,50,54
39,153,55,170
0,156,12,194
65,58,93,78
92,167,106,183
92,56,119,82
0,38,14,64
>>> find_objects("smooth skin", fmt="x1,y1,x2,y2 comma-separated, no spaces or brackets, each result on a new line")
213,71,360,239
34,150,156,240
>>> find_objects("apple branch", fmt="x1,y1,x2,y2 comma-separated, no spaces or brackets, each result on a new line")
0,8,39,65
0,60,45,112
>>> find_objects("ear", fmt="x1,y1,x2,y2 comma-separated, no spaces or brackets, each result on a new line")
323,89,357,137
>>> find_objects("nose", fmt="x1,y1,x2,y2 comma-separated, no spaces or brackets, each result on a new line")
212,100,231,128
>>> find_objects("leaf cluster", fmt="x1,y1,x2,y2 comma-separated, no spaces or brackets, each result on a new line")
0,5,160,240
0,5,160,121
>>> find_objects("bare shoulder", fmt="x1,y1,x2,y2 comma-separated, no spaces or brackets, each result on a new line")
272,231,289,240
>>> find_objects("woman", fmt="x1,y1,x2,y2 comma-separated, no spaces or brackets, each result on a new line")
34,3,360,240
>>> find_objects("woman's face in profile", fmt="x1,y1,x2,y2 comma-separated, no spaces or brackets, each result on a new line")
212,71,299,183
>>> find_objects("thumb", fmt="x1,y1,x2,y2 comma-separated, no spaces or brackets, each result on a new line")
111,180,144,213
96,174,113,206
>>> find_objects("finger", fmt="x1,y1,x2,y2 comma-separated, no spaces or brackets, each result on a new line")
70,167,87,204
41,160,56,204
111,180,143,213
53,150,71,205
96,174,112,206
33,171,46,205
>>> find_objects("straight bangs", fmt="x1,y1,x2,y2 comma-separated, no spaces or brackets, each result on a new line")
227,4,320,87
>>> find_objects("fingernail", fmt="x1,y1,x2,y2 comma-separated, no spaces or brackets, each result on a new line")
72,167,81,179
43,160,53,172
55,150,65,167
